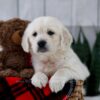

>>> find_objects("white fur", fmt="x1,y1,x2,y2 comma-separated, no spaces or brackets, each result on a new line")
21,16,90,93
31,72,48,88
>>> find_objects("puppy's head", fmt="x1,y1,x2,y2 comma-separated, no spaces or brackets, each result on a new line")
21,16,73,55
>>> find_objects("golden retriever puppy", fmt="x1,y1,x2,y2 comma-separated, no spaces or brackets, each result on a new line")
21,16,90,93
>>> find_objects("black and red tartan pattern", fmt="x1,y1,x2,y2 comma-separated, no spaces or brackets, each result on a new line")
0,77,76,100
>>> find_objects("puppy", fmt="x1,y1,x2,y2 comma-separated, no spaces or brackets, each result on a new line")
21,16,90,93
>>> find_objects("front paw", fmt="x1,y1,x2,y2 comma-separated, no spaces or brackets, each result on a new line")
49,76,66,93
31,72,48,88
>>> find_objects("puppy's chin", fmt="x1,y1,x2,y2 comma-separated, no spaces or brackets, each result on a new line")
38,47,48,53
31,48,50,56
37,49,50,55
31,46,57,57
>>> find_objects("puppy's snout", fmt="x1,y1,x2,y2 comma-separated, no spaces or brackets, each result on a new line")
38,40,46,48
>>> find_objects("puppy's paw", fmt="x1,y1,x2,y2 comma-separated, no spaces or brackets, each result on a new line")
49,76,66,93
31,72,48,88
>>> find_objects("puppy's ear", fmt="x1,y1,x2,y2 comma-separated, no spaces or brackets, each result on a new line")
21,30,29,53
60,26,73,49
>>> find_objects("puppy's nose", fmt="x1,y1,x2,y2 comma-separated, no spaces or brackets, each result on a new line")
38,40,46,48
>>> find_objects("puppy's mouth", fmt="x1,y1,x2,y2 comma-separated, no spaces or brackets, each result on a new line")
38,47,48,53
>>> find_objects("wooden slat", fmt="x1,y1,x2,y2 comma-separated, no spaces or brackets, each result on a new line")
71,0,97,48
0,0,18,20
98,0,100,28
19,0,44,21
45,0,72,26
73,0,98,26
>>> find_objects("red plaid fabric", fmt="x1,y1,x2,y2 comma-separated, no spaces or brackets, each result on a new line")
0,77,76,100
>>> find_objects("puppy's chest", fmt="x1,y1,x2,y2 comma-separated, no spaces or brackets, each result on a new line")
42,59,63,75
43,60,55,67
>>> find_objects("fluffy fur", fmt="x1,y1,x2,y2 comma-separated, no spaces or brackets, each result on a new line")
21,16,90,93
0,18,29,69
0,18,34,78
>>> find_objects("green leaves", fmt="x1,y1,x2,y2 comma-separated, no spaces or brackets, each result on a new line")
72,28,100,95
72,27,91,69
87,32,100,95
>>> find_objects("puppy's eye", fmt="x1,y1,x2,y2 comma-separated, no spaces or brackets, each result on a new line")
33,32,37,37
47,31,55,36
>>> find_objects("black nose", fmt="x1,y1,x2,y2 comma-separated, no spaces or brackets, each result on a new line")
38,40,46,48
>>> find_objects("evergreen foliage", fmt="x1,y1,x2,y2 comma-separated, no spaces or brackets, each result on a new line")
87,32,100,95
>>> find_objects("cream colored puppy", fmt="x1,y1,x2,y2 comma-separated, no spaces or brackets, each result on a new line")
21,16,90,93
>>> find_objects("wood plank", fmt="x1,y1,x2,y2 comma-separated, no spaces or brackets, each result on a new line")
0,0,17,20
73,0,97,26
19,0,44,21
98,0,100,28
45,0,72,26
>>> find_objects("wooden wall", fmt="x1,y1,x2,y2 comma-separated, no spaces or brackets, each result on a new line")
0,0,99,48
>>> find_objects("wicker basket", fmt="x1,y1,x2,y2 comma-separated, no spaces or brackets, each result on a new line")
68,80,84,100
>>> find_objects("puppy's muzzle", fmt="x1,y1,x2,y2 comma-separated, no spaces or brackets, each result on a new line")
38,40,48,53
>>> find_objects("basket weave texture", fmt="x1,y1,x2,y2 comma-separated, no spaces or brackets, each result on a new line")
68,80,84,100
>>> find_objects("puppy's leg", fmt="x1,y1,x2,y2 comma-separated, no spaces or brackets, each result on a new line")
31,72,48,88
49,68,82,93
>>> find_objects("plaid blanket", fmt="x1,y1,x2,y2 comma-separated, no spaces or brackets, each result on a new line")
0,77,76,100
